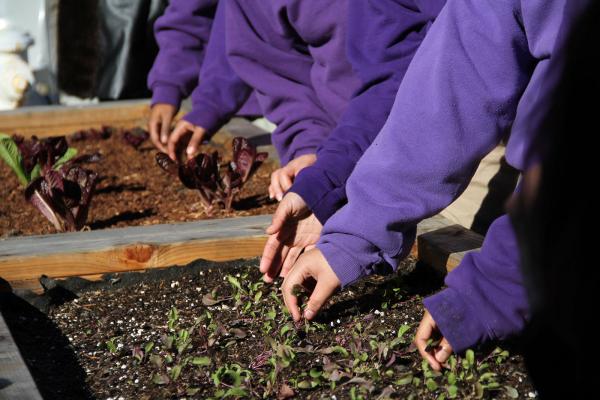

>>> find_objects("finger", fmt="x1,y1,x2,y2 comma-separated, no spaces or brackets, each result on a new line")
282,271,303,322
434,338,453,365
305,244,317,252
149,115,166,152
160,113,172,144
270,171,284,202
167,124,190,160
304,276,336,321
259,234,286,279
268,184,275,200
414,317,442,371
266,244,290,281
280,169,294,192
186,127,206,159
266,200,292,235
280,246,303,278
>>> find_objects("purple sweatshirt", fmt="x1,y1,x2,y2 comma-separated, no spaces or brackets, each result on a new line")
317,0,588,353
224,0,361,164
147,0,218,108
147,0,259,135
290,0,446,224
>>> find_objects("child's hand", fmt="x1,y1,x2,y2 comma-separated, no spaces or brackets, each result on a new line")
414,310,454,371
167,120,207,160
269,154,316,201
281,248,341,322
149,103,177,153
260,192,322,282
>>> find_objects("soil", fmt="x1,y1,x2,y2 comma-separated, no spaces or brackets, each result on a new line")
2,258,536,399
0,129,277,237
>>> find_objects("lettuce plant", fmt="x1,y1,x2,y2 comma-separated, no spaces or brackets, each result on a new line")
0,133,99,231
156,137,267,213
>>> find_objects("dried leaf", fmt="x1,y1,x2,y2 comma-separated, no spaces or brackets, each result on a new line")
202,293,225,306
277,383,295,399
152,373,170,385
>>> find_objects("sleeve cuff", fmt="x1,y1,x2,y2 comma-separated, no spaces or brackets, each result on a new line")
318,240,367,288
423,287,489,353
289,167,337,224
151,84,183,108
182,104,227,136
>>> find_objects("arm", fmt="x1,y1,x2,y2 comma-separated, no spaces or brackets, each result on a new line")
147,0,218,108
316,0,554,287
423,215,528,352
290,0,443,224
225,1,351,164
182,0,254,136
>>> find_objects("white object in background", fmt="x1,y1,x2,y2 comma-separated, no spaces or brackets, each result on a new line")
0,24,34,110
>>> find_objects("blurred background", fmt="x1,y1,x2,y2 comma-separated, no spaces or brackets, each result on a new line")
0,0,167,110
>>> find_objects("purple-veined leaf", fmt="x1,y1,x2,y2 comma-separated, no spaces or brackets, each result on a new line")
25,178,64,231
122,128,149,149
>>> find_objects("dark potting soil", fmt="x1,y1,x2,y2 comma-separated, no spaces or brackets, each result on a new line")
2,258,536,399
0,128,277,238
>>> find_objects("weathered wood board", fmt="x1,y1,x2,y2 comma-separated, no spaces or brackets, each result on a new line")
0,313,43,400
0,215,272,292
415,217,484,273
0,100,151,138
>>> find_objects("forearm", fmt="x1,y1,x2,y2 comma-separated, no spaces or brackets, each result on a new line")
423,215,528,352
148,0,218,107
225,0,351,165
290,0,442,223
182,0,253,135
318,0,535,287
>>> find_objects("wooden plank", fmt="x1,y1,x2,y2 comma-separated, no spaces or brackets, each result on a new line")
0,100,151,137
0,215,272,284
415,218,484,273
0,313,43,400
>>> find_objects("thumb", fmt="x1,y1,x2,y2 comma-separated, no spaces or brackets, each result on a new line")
266,200,292,234
434,338,453,364
304,277,336,320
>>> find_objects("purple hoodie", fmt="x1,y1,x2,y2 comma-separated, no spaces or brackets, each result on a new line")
147,0,218,108
147,0,259,134
317,0,588,353
289,0,446,224
224,0,361,164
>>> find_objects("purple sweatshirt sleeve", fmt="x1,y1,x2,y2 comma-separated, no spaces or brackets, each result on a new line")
182,0,253,135
147,0,217,108
318,0,585,351
290,0,444,224
225,1,356,165
423,215,528,352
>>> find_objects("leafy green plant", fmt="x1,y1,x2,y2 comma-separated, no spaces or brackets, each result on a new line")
0,133,99,231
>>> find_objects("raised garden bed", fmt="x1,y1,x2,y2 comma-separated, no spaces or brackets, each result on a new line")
1,258,534,400
0,127,277,238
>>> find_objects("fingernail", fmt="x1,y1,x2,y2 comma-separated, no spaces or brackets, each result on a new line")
161,136,167,143
276,194,283,201
187,147,194,155
304,309,314,319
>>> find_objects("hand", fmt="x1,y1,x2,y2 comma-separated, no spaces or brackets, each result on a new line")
269,154,317,201
167,119,207,161
148,103,177,153
281,248,341,322
414,310,454,371
260,192,323,282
